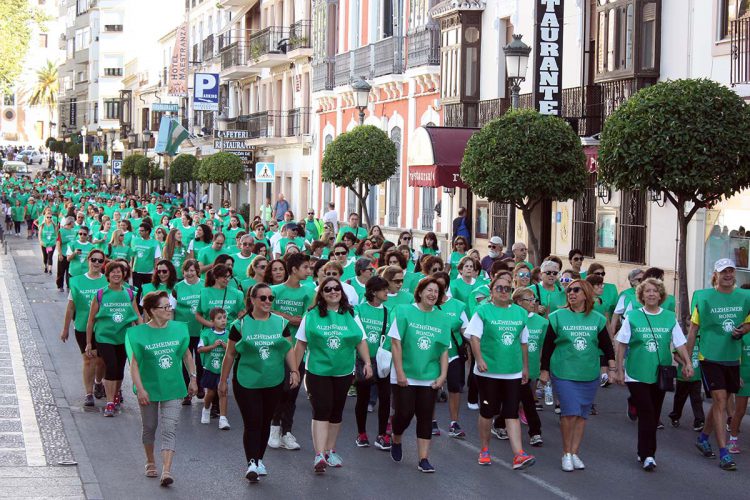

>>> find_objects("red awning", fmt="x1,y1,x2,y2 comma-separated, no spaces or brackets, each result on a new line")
407,126,479,189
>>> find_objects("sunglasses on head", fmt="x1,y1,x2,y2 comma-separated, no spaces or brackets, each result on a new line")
323,285,342,293
256,294,274,302
567,286,583,294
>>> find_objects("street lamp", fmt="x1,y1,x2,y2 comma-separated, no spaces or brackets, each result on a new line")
96,125,103,149
503,34,531,110
596,180,611,204
143,129,152,154
81,125,88,175
352,76,371,125
649,189,666,207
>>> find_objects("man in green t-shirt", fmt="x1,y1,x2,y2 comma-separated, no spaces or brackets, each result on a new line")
66,226,95,278
335,213,368,242
130,223,162,292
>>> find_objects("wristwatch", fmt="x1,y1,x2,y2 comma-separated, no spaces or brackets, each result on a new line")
190,372,197,378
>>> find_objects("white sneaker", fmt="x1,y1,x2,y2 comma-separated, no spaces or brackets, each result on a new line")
256,459,267,476
200,408,211,424
280,432,301,450
218,416,230,430
245,459,259,482
268,425,281,448
571,454,585,470
561,453,574,472
467,402,479,411
642,456,656,471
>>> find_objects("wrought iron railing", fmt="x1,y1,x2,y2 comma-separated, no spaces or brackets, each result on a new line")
353,45,371,79
406,27,440,68
230,110,310,138
286,107,311,136
202,34,215,61
248,26,288,59
289,20,312,50
220,43,245,70
478,98,510,126
373,37,402,77
443,103,464,127
731,17,750,85
312,59,335,91
334,52,351,86
618,189,647,264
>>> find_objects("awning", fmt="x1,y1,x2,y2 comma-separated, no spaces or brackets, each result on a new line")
407,126,479,189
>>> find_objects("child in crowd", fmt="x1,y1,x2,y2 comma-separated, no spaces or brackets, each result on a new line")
197,307,230,430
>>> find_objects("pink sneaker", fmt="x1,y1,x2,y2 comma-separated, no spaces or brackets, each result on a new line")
519,407,528,425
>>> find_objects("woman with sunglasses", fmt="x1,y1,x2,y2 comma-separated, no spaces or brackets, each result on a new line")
196,264,245,329
173,260,206,403
613,278,693,472
140,260,178,314
66,226,96,279
568,249,586,278
467,274,536,470
107,230,131,262
219,283,299,482
162,229,187,280
447,236,468,281
388,277,450,473
532,260,564,318
126,291,197,487
243,256,268,289
539,280,615,472
39,211,59,274
585,263,619,316
213,254,243,291
154,227,168,252
294,276,371,473
61,249,108,407
85,261,142,417
381,265,412,308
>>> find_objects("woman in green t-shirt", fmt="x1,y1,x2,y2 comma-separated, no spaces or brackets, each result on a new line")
38,212,59,274
614,278,693,471
128,290,197,487
106,230,132,262
446,236,468,281
10,199,25,236
196,264,245,328
388,277,450,473
467,275,535,470
85,261,141,417
218,283,299,483
293,277,371,474
162,229,187,280
540,279,615,472
381,265,412,308
139,260,177,315
189,223,212,261
450,256,484,305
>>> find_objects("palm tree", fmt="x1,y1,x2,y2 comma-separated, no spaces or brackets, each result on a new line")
28,60,58,137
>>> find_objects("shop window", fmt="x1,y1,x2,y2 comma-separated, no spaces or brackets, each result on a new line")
475,201,489,239
388,127,401,227
573,173,597,257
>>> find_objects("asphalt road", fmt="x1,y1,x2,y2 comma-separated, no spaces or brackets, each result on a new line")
5,199,750,499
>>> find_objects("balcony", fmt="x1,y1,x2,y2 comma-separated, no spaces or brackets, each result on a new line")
731,17,750,85
334,52,351,86
334,37,404,87
373,37,402,77
312,59,335,92
219,42,260,79
406,26,440,69
191,43,200,66
247,27,290,68
103,67,123,77
478,98,510,127
287,20,312,58
202,34,215,62
227,109,311,143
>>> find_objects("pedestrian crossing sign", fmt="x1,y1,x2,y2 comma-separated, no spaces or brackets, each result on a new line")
255,162,275,183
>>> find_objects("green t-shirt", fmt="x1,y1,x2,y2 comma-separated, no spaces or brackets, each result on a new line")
125,321,189,401
270,283,315,338
531,283,565,317
348,277,368,302
471,302,528,375
623,308,677,384
191,239,209,258
450,278,484,306
59,227,77,250
107,244,131,261
197,244,227,269
385,291,413,310
230,313,291,389
39,222,58,247
526,313,549,380
199,328,228,374
173,279,205,337
738,335,750,396
232,253,257,281
439,297,468,360
139,282,174,301
69,273,108,332
677,343,702,382
693,288,750,363
548,308,607,381
198,286,245,324
94,287,138,345
336,226,367,242
447,251,466,281
390,304,451,381
355,302,391,357
67,240,96,277
299,308,365,377
131,236,159,274
167,245,187,279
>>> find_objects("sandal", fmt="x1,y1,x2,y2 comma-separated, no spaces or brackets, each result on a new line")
145,463,158,478
160,471,173,487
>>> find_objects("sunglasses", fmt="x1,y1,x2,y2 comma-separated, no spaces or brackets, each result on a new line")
517,272,530,278
323,285,342,293
241,242,253,246
560,277,572,283
593,271,606,277
256,264,268,270
488,245,498,249
78,232,88,236
256,295,275,302
333,251,347,256
324,272,340,277
543,271,559,276
89,258,104,264
307,212,314,215
519,296,539,303
571,257,584,262
567,286,583,294
494,285,513,293
402,237,411,241
157,269,170,274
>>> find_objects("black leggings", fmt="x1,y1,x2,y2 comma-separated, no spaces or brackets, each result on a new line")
627,382,666,459
492,380,542,436
233,380,283,463
355,370,391,435
392,384,437,440
97,342,127,381
41,246,54,267
272,362,305,433
13,221,21,234
183,336,204,388
306,372,352,423
669,380,705,423
56,257,70,289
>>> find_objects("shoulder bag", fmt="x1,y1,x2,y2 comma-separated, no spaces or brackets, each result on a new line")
643,312,677,392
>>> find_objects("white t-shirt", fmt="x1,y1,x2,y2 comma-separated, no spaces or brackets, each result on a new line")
465,305,529,380
615,307,686,383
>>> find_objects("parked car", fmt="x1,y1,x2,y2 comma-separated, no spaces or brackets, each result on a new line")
18,149,43,164
2,161,30,178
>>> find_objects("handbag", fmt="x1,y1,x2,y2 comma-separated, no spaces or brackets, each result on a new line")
375,307,392,378
643,313,677,392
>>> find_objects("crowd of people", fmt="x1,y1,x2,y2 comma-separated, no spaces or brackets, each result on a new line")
2,169,750,488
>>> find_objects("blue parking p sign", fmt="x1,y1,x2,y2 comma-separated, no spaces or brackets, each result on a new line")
194,73,219,111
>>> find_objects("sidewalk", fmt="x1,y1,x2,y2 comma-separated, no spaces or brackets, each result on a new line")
0,244,92,499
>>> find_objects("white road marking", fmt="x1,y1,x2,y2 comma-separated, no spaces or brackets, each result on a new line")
0,279,46,466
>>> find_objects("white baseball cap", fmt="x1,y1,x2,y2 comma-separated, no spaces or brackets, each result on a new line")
489,236,504,246
714,258,736,273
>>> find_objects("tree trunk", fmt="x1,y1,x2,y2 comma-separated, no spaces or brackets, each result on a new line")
521,207,542,266
356,185,372,227
676,201,690,330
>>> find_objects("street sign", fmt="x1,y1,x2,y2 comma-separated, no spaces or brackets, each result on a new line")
112,159,122,175
152,103,180,112
255,162,275,183
193,73,219,111
79,153,89,163
93,155,104,166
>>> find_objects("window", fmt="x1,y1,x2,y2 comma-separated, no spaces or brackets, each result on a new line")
595,0,659,80
3,93,15,106
93,102,98,123
69,98,77,126
572,173,598,257
104,99,121,120
489,202,511,246
151,111,162,131
721,0,750,39
76,0,89,15
388,127,401,227
38,33,48,48
618,189,647,264
67,39,73,58
641,2,657,69
74,27,91,51
323,134,333,205
421,188,435,230
475,201,489,239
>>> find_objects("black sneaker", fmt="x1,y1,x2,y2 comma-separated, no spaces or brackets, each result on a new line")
431,421,440,436
670,418,680,428
627,401,638,421
693,420,705,432
93,382,105,399
84,394,95,407
656,421,665,430
438,390,448,403
418,458,435,473
391,442,402,462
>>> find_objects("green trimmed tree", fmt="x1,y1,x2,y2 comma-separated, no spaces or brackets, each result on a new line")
201,152,244,203
598,78,750,324
461,109,587,263
134,155,154,194
66,143,82,173
121,154,144,192
170,153,198,195
321,125,398,226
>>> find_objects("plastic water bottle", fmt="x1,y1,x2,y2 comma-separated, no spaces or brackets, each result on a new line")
544,382,554,406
